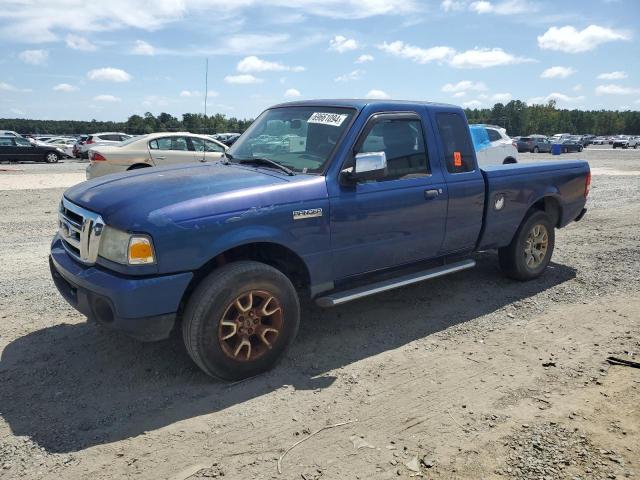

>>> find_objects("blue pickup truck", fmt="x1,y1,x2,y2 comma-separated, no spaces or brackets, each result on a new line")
50,100,590,380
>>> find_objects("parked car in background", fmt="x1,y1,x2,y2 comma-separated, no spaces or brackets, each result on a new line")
555,139,583,153
78,132,131,159
86,132,227,179
0,135,64,163
516,135,552,153
612,136,638,149
72,135,88,158
45,138,76,157
469,124,518,165
214,133,242,147
0,130,22,138
592,136,607,145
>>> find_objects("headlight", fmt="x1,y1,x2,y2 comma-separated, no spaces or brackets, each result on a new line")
98,225,155,265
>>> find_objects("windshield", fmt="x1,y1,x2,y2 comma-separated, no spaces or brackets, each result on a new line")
227,106,355,174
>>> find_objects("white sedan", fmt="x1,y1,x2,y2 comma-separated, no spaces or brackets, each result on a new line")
86,132,227,179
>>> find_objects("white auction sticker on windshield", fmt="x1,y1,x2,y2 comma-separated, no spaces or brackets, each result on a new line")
308,112,348,127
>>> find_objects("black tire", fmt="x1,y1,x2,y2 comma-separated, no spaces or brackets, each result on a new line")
182,261,300,380
533,146,539,153
563,147,568,153
44,151,59,163
498,210,555,281
579,146,583,152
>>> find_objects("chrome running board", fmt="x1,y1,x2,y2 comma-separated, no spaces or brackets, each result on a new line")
315,259,476,308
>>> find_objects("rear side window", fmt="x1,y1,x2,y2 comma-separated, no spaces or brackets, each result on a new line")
486,128,502,142
0,138,14,146
436,113,475,173
149,136,190,151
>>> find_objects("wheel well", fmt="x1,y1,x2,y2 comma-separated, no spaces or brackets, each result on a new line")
176,242,311,326
503,157,517,164
530,196,561,227
127,163,150,170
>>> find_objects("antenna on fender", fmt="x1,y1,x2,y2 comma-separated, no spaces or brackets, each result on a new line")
202,57,208,162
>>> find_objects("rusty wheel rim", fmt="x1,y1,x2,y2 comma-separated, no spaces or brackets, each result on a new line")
217,290,284,362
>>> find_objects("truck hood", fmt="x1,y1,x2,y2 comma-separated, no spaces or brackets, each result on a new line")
64,162,299,229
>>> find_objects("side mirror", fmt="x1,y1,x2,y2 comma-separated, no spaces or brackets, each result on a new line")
342,151,387,183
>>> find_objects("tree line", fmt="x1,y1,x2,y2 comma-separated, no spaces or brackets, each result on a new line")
464,100,640,136
1,101,639,137
0,112,254,136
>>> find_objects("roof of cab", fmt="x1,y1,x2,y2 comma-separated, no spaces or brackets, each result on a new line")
270,99,461,111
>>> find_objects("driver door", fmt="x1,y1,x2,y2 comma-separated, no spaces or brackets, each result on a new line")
329,112,448,279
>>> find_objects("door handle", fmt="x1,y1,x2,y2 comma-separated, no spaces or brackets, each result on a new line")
424,189,441,200
155,156,166,160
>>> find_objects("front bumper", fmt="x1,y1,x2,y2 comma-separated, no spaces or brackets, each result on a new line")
50,235,193,341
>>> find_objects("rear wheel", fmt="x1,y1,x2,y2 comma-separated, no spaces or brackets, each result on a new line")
44,151,59,163
499,211,555,281
182,261,300,380
579,146,583,152
533,146,539,153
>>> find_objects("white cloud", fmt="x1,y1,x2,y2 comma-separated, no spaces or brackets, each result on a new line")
378,41,455,64
379,41,530,68
449,48,532,68
442,80,487,93
93,94,121,102
87,67,132,82
10,108,25,116
179,89,218,98
365,89,390,99
335,69,364,82
65,34,96,51
223,33,294,55
540,66,575,79
573,84,583,92
453,91,467,98
132,40,155,55
527,92,585,104
463,100,482,108
284,88,301,97
469,0,536,14
595,84,640,96
224,74,263,84
237,56,304,73
0,82,31,92
53,83,76,92
441,0,466,11
537,25,630,53
597,71,627,80
356,54,374,63
491,92,512,103
18,49,48,65
329,35,359,53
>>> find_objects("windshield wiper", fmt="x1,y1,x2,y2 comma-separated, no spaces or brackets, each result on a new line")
237,157,295,176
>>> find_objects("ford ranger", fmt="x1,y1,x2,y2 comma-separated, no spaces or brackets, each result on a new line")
50,100,590,380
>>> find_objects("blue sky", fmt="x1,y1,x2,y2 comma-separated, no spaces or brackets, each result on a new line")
1,0,639,120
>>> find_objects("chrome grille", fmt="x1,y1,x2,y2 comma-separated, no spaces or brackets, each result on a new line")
58,198,104,264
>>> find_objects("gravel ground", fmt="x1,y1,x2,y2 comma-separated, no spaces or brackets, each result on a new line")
0,148,638,479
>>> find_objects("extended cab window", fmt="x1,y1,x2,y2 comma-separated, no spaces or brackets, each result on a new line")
436,113,475,174
356,116,430,180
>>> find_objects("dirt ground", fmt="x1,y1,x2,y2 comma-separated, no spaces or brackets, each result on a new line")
0,147,638,480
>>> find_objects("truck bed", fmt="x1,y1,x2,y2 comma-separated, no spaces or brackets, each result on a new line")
477,160,590,250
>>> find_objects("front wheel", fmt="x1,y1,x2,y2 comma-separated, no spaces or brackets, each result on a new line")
182,261,300,380
44,151,59,163
579,146,583,152
533,146,539,153
498,211,555,281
